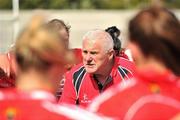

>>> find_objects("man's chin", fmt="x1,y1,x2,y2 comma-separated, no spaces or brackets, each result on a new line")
85,67,96,74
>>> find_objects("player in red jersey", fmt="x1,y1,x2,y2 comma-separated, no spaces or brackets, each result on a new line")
0,21,133,105
0,16,104,120
88,6,180,120
45,19,83,100
0,89,104,120
43,24,134,102
0,19,82,92
0,19,83,101
0,15,49,88
59,29,135,107
0,19,133,106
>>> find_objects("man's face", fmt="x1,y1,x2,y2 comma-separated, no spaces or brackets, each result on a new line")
82,39,111,74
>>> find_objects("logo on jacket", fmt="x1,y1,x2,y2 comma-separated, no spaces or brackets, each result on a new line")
81,94,91,103
5,107,17,120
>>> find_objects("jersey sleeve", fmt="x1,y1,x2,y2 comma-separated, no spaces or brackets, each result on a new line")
58,71,77,105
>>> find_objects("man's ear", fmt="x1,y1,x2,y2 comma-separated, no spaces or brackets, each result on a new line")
108,49,114,59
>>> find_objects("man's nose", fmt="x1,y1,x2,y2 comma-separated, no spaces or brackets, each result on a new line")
85,53,93,62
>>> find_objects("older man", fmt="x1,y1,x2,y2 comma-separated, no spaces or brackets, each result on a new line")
59,29,135,107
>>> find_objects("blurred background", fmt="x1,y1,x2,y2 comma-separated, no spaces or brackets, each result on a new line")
0,0,180,52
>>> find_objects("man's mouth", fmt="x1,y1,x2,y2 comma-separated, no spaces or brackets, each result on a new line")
86,64,94,67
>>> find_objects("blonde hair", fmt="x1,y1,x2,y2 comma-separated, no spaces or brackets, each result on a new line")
15,17,72,72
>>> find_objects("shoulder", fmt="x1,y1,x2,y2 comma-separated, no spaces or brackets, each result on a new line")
65,64,87,87
123,94,180,120
0,88,19,100
66,64,86,76
114,57,135,78
68,63,84,72
88,79,137,112
116,57,135,70
115,57,135,68
42,102,104,120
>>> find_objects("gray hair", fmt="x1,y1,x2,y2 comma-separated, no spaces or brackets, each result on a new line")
82,29,114,52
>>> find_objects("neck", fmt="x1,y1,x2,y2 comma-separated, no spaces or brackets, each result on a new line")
94,58,114,84
137,57,167,74
93,74,109,85
16,69,53,93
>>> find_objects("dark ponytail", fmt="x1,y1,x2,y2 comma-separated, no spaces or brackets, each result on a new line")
105,26,121,56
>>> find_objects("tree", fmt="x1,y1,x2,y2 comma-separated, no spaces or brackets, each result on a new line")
0,0,12,9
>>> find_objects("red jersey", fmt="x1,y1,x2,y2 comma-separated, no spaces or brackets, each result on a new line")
71,48,83,65
118,49,129,60
0,89,103,120
56,48,82,100
0,53,16,88
59,57,135,107
88,68,180,120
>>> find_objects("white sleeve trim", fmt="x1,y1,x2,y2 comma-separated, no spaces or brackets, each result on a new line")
42,102,108,120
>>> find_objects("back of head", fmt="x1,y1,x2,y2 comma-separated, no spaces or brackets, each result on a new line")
15,18,72,72
46,19,70,48
83,29,114,52
105,26,121,54
47,19,70,34
129,6,180,75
